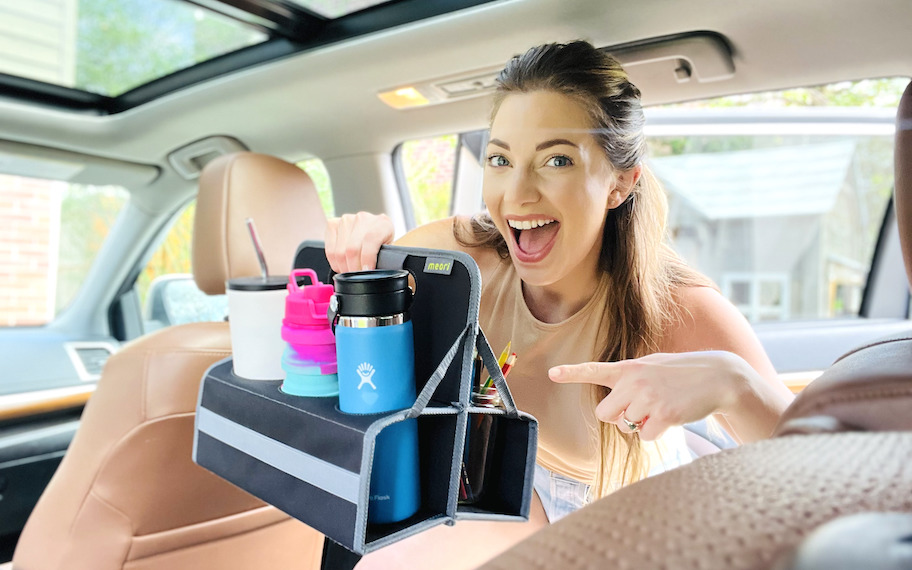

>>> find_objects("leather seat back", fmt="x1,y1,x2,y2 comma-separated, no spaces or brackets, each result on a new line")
13,153,327,570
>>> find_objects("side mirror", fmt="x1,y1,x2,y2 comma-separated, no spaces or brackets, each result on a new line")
143,274,227,332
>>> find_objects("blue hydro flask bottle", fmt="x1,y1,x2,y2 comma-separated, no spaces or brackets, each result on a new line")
332,269,420,524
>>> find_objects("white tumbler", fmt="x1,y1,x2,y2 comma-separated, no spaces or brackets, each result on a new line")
227,276,288,380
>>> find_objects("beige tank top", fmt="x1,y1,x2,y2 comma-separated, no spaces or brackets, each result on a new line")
479,258,692,484
479,259,607,482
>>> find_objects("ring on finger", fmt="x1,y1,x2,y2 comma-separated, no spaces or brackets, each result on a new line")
622,414,643,433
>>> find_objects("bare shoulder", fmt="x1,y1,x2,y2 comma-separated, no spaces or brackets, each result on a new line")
661,284,778,382
394,216,504,275
393,217,461,250
662,285,759,354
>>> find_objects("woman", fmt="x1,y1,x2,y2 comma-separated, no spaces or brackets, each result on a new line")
326,41,794,566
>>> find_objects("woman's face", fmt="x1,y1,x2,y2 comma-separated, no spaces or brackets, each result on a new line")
483,90,624,288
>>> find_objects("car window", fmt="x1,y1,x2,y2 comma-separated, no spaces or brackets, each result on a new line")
397,135,458,227
402,79,902,324
650,131,892,322
138,158,334,333
649,78,904,322
0,174,128,327
298,158,335,217
137,201,228,333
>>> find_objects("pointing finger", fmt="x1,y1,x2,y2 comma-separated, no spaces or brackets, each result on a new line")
549,361,625,389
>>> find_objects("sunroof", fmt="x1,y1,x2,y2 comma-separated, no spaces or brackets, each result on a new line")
285,0,398,18
0,0,500,112
0,0,268,97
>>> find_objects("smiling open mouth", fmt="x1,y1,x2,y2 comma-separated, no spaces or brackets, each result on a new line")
508,218,560,262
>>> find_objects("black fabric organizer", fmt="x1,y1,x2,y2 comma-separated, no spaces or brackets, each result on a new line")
193,242,538,555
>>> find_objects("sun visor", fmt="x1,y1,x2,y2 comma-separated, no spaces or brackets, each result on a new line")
0,139,159,187
377,32,736,111
611,33,736,84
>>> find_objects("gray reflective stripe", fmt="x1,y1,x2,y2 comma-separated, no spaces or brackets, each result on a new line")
197,407,360,504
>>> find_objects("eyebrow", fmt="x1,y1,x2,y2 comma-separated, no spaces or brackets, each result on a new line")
536,138,578,151
486,138,579,152
488,138,510,150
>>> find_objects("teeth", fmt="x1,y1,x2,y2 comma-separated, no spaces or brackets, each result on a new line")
508,218,555,230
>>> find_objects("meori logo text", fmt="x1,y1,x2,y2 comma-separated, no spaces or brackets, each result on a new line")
423,256,454,275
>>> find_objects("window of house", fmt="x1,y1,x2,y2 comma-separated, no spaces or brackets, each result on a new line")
0,174,128,326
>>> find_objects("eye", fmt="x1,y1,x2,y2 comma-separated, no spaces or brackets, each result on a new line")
486,154,510,167
545,155,573,167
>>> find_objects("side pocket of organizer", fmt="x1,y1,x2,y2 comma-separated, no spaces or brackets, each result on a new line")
455,330,538,520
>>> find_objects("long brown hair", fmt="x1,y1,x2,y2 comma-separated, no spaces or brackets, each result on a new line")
457,40,710,497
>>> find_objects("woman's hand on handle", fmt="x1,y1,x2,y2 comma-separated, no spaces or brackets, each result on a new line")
549,351,761,442
324,212,395,273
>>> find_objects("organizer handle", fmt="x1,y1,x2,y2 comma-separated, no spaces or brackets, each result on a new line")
377,248,409,271
475,329,519,418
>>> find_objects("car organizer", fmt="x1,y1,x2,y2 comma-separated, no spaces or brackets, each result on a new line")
193,242,538,555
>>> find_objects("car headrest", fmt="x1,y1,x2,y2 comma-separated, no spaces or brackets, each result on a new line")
192,152,327,295
896,81,912,289
773,330,912,436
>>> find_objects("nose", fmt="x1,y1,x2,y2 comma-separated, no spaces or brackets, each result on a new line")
504,166,540,206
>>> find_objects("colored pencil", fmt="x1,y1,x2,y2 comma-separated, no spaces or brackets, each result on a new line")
500,353,517,378
496,341,512,369
483,342,512,391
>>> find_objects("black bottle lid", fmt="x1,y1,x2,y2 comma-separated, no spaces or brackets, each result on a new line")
332,270,412,317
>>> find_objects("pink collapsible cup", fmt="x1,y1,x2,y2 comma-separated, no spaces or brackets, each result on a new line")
280,269,338,396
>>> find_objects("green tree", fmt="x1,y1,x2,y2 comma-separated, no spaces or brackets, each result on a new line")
57,185,128,311
75,0,264,96
666,78,908,111
400,136,458,226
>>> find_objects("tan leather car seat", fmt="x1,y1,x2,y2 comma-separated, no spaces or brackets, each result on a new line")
13,153,327,570
481,82,912,570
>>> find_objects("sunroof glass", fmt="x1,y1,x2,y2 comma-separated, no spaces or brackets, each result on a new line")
0,0,268,97
285,0,398,19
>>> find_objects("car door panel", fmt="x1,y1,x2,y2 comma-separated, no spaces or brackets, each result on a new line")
0,415,80,537
0,326,114,553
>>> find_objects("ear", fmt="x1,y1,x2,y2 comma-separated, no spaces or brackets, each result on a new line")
607,164,642,210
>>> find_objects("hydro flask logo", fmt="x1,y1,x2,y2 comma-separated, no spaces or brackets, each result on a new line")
356,362,377,390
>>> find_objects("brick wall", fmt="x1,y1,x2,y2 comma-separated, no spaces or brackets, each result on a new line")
0,175,61,326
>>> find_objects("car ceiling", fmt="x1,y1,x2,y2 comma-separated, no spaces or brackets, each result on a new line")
0,0,910,188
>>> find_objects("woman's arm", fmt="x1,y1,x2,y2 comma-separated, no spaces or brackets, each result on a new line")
661,286,794,442
549,286,794,444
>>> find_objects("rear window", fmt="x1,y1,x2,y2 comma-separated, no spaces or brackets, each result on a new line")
649,78,904,321
396,79,904,324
